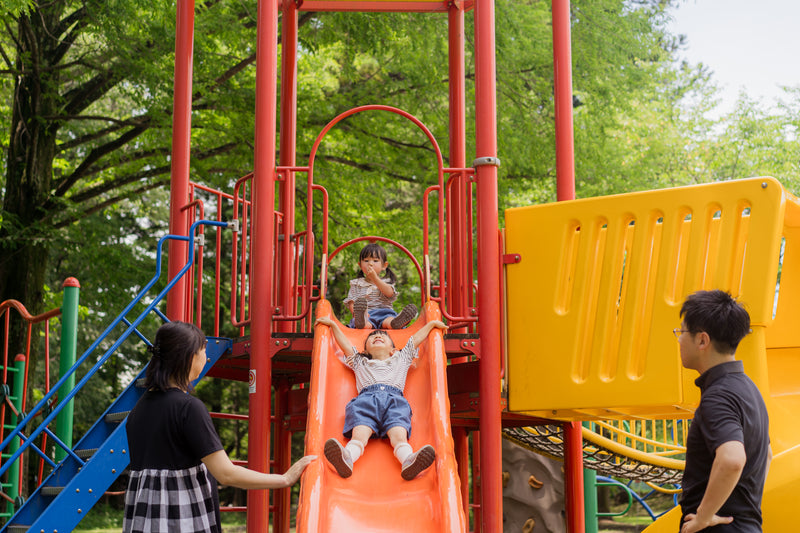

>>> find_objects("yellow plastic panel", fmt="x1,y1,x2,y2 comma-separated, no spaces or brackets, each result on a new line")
765,191,800,348
504,177,787,420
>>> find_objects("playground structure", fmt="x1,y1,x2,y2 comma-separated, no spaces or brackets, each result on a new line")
0,1,798,533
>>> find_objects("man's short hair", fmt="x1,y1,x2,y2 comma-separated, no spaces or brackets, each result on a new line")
680,290,751,354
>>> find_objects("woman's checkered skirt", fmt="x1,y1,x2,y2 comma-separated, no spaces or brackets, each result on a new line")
124,464,219,532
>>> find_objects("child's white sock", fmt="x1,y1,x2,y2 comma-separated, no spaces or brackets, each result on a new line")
393,442,413,464
345,440,364,463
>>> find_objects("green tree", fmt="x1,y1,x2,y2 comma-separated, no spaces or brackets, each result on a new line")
0,0,271,369
704,94,800,191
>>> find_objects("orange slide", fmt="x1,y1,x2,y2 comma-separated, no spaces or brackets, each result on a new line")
296,299,466,532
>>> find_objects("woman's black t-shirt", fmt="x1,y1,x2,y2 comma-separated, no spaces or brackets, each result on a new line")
124,388,224,533
126,388,223,469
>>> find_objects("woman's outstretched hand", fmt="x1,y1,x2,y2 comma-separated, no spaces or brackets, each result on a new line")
282,455,317,486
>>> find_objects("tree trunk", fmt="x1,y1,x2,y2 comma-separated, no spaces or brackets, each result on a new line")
0,7,65,496
0,8,63,334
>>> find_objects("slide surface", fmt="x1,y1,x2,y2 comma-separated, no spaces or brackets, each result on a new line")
296,300,466,533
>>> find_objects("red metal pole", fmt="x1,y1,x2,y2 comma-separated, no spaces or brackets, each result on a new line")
277,0,298,334
249,0,279,529
564,421,586,533
448,7,473,522
274,1,298,526
474,0,502,528
553,2,583,530
552,0,576,202
453,427,471,524
273,379,292,533
472,430,483,532
166,0,195,321
448,2,468,326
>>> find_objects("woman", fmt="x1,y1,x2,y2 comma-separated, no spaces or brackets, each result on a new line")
124,321,315,532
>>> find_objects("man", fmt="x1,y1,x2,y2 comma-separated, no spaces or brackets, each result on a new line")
675,290,771,532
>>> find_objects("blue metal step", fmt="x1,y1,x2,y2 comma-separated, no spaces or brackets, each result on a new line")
0,336,231,533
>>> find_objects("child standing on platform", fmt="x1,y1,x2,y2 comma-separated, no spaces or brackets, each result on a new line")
344,242,417,329
315,315,447,480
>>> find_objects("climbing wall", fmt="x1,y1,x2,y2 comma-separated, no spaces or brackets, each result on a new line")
503,438,565,533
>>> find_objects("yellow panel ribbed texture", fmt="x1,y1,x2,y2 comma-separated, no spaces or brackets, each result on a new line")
504,177,793,420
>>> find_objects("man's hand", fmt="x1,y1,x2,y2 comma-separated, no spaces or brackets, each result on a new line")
681,512,733,533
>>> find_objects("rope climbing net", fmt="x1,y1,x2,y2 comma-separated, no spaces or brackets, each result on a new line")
503,418,689,486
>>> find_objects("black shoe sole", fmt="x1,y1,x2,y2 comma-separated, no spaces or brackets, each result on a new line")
324,438,353,478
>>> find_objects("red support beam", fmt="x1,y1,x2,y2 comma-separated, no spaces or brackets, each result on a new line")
448,2,470,329
553,2,583,530
166,0,195,321
474,0,502,529
277,0,299,334
552,0,576,201
248,0,280,529
453,427,471,524
273,379,292,533
472,430,483,532
564,421,586,533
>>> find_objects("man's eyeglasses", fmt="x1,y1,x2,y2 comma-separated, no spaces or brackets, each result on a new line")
672,328,689,338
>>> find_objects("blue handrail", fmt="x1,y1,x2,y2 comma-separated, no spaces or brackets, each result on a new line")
0,220,231,479
596,475,679,521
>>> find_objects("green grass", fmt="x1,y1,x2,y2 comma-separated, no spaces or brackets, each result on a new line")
73,503,123,532
72,504,257,532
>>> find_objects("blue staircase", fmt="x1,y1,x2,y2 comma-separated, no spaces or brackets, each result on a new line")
1,337,231,533
0,219,234,532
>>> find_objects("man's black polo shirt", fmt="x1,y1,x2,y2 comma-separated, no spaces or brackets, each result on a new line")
680,360,770,532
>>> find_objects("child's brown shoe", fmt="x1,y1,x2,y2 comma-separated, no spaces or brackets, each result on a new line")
324,438,353,478
353,298,368,329
400,444,435,480
390,304,417,329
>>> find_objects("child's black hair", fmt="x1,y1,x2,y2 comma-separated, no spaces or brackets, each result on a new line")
356,243,398,285
144,321,207,391
362,329,395,359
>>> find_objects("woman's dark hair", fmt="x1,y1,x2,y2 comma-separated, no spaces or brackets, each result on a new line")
144,321,207,391
362,329,395,359
680,290,751,354
356,243,398,285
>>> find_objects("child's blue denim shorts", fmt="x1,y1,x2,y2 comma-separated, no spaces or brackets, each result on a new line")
343,384,412,438
348,307,397,329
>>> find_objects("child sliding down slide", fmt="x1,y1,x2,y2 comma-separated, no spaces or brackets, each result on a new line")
315,315,447,480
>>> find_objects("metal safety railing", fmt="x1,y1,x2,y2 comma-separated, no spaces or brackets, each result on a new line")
195,105,484,336
0,220,231,493
0,296,64,516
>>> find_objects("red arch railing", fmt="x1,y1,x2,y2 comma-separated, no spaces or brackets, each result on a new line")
187,104,481,334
